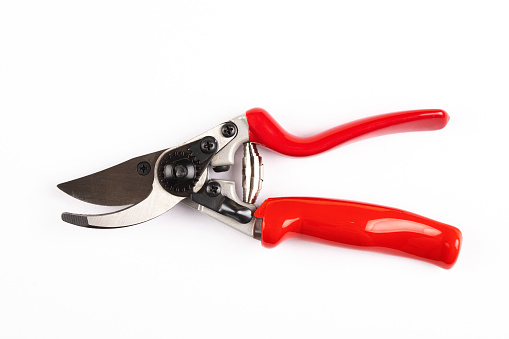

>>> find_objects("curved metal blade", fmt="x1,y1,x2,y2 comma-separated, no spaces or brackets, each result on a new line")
61,184,184,228
57,150,165,206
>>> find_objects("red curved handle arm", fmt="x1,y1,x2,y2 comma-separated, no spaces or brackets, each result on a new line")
255,197,462,268
246,108,449,156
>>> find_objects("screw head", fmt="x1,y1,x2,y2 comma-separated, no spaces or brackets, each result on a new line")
173,164,188,179
137,161,151,176
206,181,221,197
221,123,237,138
200,137,217,154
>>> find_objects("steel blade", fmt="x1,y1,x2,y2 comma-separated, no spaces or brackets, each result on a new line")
61,184,184,228
57,150,165,206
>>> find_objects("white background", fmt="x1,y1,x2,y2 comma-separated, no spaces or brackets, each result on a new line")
1,1,508,338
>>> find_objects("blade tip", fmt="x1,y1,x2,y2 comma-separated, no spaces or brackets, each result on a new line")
57,182,68,193
61,213,89,227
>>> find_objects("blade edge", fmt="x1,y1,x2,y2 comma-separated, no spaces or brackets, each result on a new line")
57,149,165,206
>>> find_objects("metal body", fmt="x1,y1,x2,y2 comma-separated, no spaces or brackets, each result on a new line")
182,180,259,236
59,113,263,236
57,150,164,206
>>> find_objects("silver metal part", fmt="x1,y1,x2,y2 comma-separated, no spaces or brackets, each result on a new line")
60,135,212,228
179,115,263,237
61,113,255,231
62,184,186,228
253,217,263,240
181,180,258,237
176,114,248,167
179,114,263,236
242,143,263,204
205,114,249,166
57,150,165,206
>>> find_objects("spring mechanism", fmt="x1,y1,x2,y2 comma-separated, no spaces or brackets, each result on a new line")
242,142,263,204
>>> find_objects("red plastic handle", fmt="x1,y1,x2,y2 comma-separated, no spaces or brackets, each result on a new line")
246,108,449,156
255,197,462,268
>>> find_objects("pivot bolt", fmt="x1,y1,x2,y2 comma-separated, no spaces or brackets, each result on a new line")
221,123,237,138
200,137,217,154
206,181,221,197
174,164,188,179
137,161,151,176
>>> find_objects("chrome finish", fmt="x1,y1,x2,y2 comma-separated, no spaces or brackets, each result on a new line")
181,180,258,237
177,114,248,167
207,115,250,167
57,115,248,207
62,184,185,227
242,142,263,204
60,113,253,230
60,138,212,228
253,218,263,240
178,115,261,236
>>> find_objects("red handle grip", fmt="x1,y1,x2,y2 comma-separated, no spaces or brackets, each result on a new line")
255,197,462,268
246,108,449,156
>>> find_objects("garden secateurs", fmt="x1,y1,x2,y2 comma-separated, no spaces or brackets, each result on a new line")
58,108,462,268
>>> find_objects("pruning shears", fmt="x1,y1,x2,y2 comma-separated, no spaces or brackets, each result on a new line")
58,108,462,268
